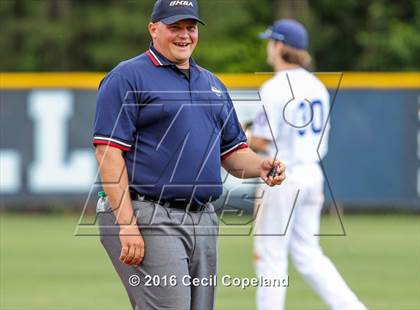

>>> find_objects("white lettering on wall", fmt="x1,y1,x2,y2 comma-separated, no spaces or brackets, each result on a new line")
28,90,95,193
0,150,21,193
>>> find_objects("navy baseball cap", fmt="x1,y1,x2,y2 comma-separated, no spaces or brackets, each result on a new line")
259,19,308,50
151,0,205,25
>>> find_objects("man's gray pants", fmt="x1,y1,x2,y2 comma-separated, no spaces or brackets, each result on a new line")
98,200,219,310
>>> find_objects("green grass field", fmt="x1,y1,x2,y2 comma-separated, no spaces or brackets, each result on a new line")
1,213,419,310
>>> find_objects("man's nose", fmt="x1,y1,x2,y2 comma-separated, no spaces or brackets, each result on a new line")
178,28,189,38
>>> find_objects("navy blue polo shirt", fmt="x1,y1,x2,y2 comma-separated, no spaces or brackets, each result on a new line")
93,45,248,203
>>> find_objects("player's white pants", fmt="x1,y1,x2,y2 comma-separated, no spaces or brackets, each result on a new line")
254,163,366,310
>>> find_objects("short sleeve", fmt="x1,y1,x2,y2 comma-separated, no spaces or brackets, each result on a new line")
220,93,248,161
250,85,280,141
92,73,138,151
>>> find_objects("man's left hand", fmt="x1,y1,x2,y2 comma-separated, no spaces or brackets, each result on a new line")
260,159,286,186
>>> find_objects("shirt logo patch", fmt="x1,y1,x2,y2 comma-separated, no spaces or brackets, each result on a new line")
211,86,222,97
170,1,193,7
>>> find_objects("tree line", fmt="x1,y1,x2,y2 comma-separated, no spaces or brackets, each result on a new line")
0,0,418,72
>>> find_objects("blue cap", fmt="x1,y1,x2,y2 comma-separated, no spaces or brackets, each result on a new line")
259,19,308,50
151,0,205,25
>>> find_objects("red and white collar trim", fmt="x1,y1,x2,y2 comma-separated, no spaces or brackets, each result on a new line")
146,49,163,67
146,46,198,68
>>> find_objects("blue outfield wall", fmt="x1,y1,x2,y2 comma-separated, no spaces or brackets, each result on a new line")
0,85,419,210
323,89,419,208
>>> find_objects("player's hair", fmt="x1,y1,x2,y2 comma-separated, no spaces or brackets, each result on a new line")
280,45,312,69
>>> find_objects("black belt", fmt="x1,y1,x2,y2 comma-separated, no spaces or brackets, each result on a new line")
130,192,206,212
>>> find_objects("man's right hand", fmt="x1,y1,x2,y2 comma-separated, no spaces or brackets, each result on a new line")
119,225,145,266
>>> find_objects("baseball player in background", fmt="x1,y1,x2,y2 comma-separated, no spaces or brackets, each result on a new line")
250,19,367,310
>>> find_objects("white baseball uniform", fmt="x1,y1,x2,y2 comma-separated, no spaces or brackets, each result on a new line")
252,68,366,310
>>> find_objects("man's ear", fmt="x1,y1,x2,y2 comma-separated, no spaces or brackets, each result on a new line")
148,22,158,40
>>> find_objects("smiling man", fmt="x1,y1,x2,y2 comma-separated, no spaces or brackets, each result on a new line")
93,1,286,309
149,20,198,69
